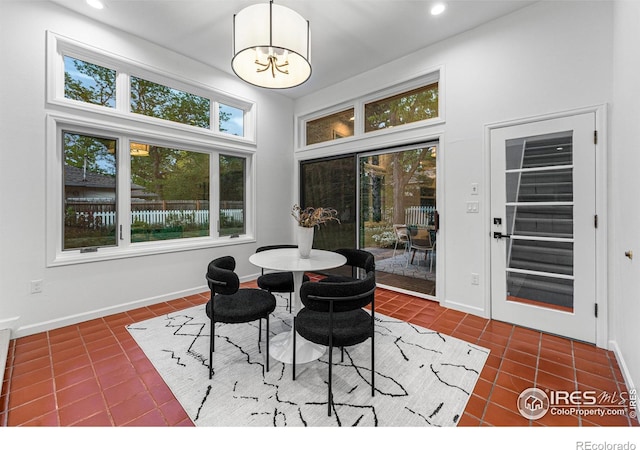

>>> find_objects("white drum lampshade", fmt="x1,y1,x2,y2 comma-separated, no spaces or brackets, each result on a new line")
232,1,311,89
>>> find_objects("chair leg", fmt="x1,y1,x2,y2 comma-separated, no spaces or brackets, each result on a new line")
328,343,333,417
292,317,297,380
209,318,214,379
266,315,270,372
371,326,375,397
258,318,262,353
288,292,292,313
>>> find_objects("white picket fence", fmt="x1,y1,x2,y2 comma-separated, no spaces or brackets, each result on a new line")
86,209,243,227
405,206,435,226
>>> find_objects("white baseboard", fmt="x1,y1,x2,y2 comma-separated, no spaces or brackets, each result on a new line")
0,329,10,392
12,273,261,339
609,339,637,394
13,285,209,339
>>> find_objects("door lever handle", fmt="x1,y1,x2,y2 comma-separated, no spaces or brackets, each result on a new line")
493,232,511,240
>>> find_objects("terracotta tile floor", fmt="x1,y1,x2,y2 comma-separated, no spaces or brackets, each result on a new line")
1,281,638,427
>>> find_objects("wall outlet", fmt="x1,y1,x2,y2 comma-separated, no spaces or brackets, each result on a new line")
30,279,43,294
471,273,480,285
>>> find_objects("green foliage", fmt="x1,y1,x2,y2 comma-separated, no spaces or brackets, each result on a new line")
365,83,439,132
64,57,116,107
130,77,210,129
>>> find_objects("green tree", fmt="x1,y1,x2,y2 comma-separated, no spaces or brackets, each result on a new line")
64,57,116,107
64,132,116,176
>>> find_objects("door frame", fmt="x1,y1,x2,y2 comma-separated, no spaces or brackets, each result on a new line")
483,105,608,348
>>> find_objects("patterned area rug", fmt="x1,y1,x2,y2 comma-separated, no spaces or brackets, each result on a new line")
127,296,488,427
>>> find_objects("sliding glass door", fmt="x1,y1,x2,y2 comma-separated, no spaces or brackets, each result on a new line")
300,143,438,298
359,145,437,297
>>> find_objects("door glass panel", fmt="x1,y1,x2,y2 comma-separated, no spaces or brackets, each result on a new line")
507,272,573,312
504,132,574,312
360,145,437,297
509,240,573,275
506,132,572,170
300,156,357,249
506,205,573,238
506,169,573,203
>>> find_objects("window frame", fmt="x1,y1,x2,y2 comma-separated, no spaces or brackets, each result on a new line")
297,68,444,150
47,31,256,144
46,32,257,267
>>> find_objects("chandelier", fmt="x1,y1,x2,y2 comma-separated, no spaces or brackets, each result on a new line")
232,0,311,89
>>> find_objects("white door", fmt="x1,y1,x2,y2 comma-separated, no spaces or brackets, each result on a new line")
490,113,597,343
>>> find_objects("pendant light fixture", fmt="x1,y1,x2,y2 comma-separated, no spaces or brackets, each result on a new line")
232,0,311,89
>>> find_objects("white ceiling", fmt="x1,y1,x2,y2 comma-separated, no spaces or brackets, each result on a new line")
49,0,537,98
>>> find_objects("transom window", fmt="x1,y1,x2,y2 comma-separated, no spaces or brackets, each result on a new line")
301,72,441,148
58,54,253,137
306,108,355,145
364,82,438,132
64,56,116,108
130,76,211,129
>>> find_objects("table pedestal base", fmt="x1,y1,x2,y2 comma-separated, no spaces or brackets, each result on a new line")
269,330,325,364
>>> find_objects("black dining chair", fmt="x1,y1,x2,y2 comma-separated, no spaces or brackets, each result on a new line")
205,256,277,379
293,271,376,416
319,248,375,283
256,244,310,313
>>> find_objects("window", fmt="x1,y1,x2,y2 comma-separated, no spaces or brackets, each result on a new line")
219,155,246,236
63,131,117,250
64,56,116,108
54,34,254,141
48,33,255,265
364,82,438,132
219,104,244,137
306,108,355,146
130,77,211,129
130,143,210,243
299,71,441,149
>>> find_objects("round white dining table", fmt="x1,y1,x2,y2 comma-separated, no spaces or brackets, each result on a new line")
249,248,347,364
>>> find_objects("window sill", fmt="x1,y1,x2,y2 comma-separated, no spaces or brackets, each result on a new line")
47,235,255,267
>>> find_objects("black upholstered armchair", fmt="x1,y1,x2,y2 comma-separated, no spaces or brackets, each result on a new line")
205,256,277,379
319,248,375,283
293,270,376,416
256,245,310,313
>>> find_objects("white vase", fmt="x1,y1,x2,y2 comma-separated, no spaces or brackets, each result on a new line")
297,226,314,259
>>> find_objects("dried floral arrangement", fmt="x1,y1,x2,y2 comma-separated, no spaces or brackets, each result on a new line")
291,204,340,228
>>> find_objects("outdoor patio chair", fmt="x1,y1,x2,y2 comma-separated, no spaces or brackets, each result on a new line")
392,224,410,258
406,225,435,271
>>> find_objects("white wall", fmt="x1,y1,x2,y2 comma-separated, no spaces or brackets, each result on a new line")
0,1,295,337
610,0,640,394
295,0,613,314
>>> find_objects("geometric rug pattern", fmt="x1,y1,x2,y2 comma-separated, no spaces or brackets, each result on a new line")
127,296,488,427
